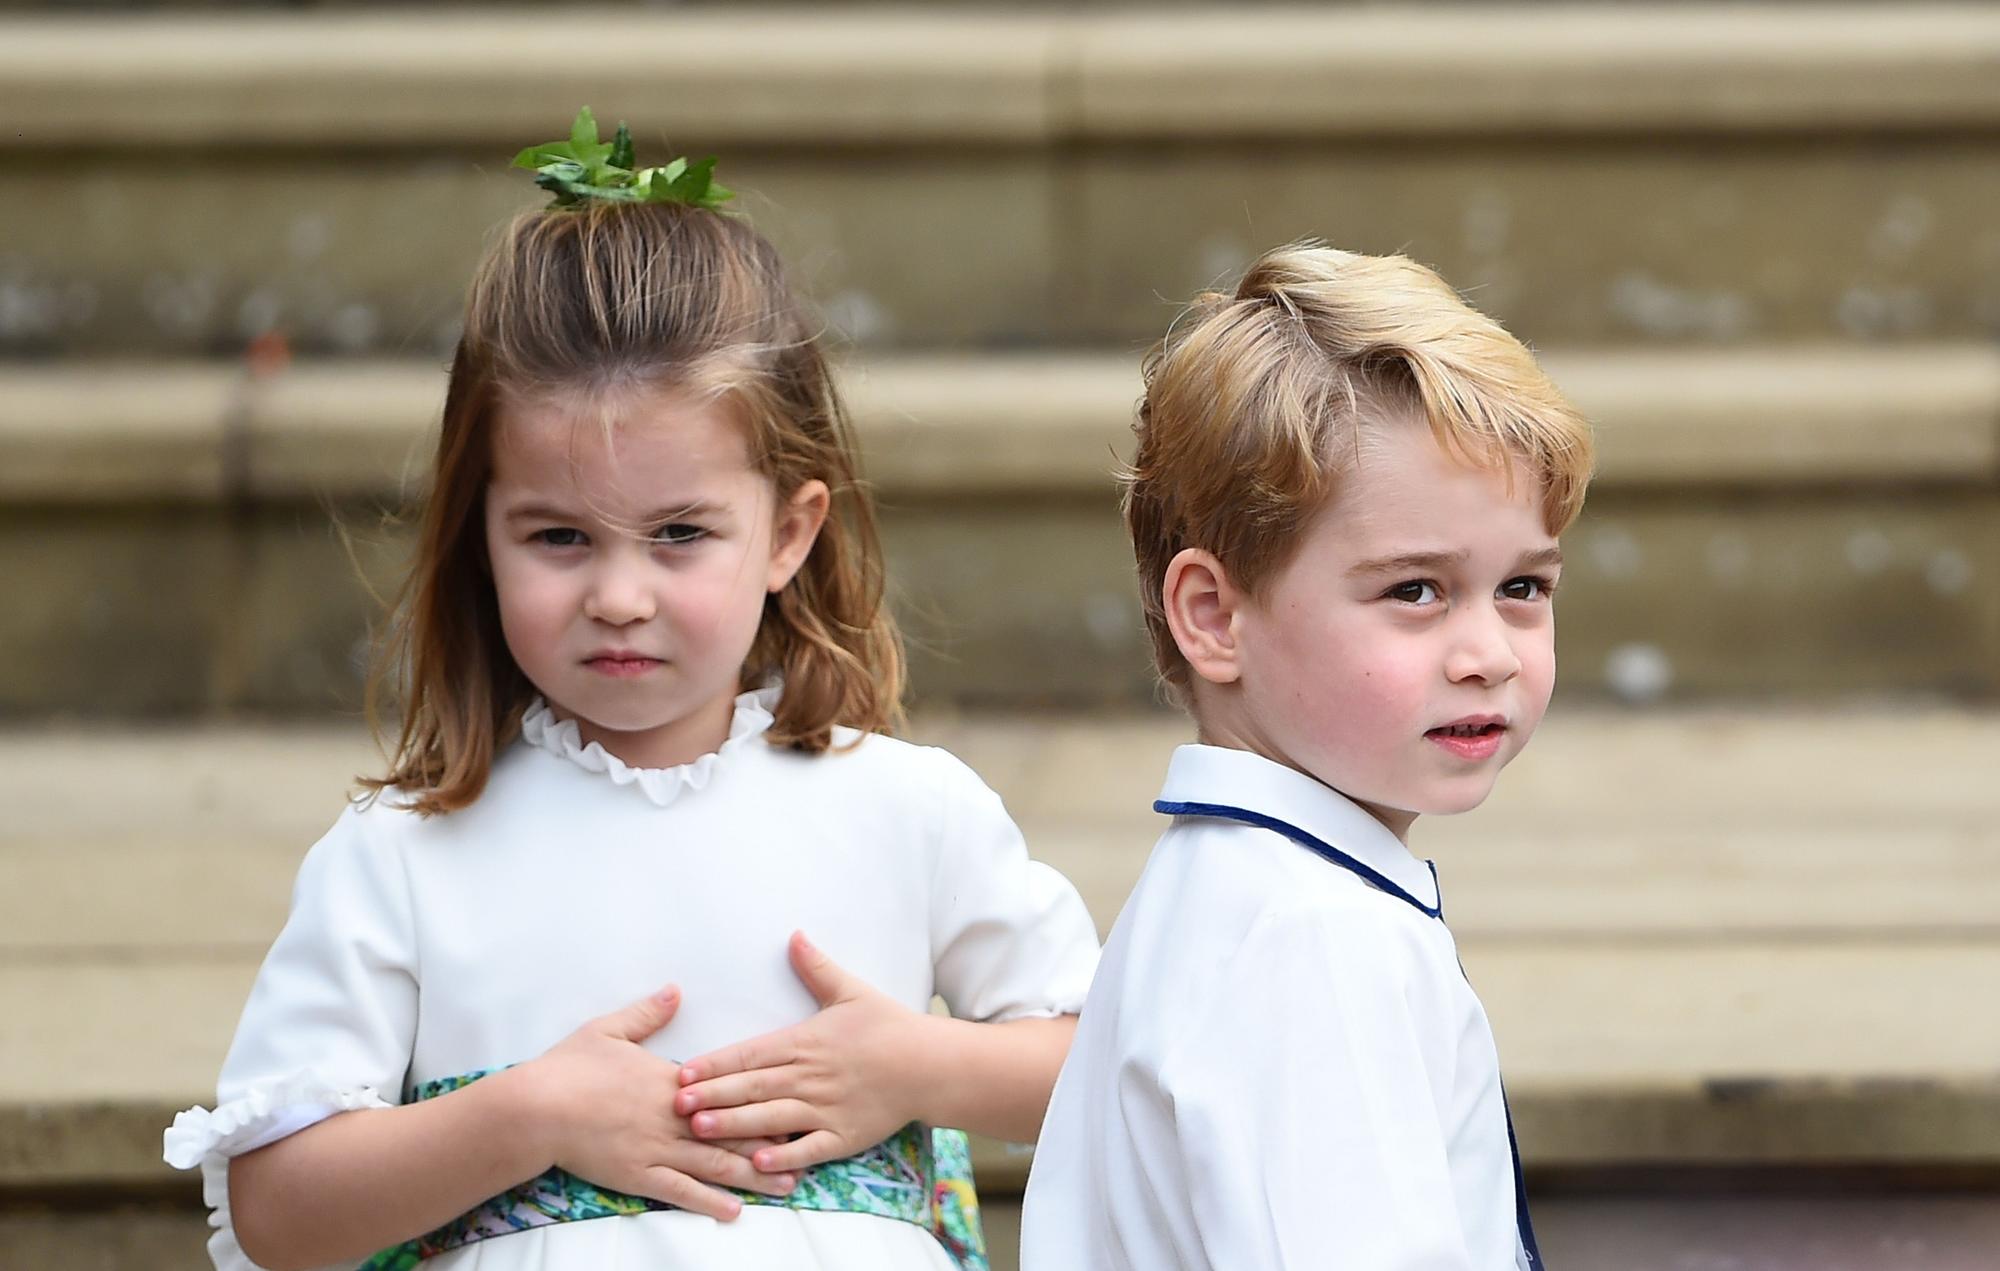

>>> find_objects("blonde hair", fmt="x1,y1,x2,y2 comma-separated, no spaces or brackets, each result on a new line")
363,201,904,815
1125,242,1594,702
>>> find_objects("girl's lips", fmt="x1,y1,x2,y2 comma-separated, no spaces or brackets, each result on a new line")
1425,726,1506,761
584,656,663,678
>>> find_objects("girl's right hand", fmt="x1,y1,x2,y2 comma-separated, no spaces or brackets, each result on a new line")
514,985,800,1221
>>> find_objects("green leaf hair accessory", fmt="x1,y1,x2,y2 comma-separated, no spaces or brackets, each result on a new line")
512,107,735,211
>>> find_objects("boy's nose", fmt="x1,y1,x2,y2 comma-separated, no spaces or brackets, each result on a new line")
1445,609,1522,685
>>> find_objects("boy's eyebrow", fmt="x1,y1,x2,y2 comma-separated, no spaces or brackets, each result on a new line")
1346,549,1470,577
1347,545,1566,577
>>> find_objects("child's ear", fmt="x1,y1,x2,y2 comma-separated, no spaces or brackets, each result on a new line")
767,479,831,592
1162,548,1244,685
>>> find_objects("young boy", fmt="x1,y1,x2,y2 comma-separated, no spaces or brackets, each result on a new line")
1019,244,1593,1270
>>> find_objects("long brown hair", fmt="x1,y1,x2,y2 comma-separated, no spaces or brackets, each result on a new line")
361,201,904,815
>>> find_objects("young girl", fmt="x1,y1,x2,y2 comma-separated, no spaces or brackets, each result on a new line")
163,118,1100,1271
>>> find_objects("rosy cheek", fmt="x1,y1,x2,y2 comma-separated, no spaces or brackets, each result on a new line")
659,562,743,642
494,560,571,636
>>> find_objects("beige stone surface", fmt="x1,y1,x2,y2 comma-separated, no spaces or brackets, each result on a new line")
7,7,2000,149
9,152,2000,357
1556,494,2000,699
890,491,2000,705
0,510,234,715
8,947,1998,1183
2,484,1996,715
1074,7,2000,136
0,1208,216,1271
1067,143,2000,349
0,366,232,504
6,18,2000,357
1547,347,2000,485
0,11,1055,148
9,708,2000,950
12,942,2000,1107
8,350,1991,708
0,152,1062,358
250,369,446,502
841,357,1142,496
6,347,1996,503
17,1196,2000,1271
232,507,410,713
241,354,1140,505
3,707,1998,1186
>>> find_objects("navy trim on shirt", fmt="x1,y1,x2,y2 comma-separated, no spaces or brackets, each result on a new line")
1152,798,1443,918
1152,797,1545,1267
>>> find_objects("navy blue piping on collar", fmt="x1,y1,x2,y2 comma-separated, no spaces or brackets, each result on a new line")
1153,797,1545,1267
1152,799,1443,919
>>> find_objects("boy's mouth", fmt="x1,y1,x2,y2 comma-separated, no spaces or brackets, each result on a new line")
1425,717,1508,759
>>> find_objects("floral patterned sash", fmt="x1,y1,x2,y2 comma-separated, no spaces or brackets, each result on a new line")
358,1068,987,1271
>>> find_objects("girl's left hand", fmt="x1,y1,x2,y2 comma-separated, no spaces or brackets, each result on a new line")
674,931,933,1174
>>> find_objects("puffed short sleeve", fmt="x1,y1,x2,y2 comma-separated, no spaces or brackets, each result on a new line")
926,751,1100,1024
1162,909,1477,1270
162,800,420,1270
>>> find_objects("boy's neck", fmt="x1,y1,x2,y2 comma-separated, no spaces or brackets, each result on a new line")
1190,707,1420,844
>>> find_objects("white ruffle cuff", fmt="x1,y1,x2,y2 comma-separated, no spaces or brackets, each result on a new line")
165,1072,394,1271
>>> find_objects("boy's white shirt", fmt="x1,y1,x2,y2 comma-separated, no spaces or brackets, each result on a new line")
1020,743,1532,1271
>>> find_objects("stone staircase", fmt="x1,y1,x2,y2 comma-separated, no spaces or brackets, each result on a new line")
6,344,1998,717
6,707,2000,1264
4,3,1999,1267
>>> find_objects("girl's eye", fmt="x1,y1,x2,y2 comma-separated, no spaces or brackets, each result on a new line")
1501,575,1555,602
652,523,708,546
1386,580,1441,605
534,527,587,548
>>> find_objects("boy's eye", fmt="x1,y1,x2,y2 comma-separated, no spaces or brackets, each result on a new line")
1501,575,1555,602
534,527,587,548
1386,580,1441,605
652,522,708,546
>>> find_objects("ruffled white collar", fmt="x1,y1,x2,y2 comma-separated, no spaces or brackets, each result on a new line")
519,684,780,809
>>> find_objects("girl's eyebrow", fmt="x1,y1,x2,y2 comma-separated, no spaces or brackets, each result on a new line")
502,500,722,523
502,501,575,523
643,501,722,522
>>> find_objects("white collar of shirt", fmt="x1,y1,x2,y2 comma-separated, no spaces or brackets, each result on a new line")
1154,743,1443,917
518,683,781,809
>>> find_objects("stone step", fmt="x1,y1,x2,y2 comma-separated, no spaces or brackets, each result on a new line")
20,7,2000,148
11,347,1998,502
3,707,1998,1220
4,7,2000,355
10,709,2000,955
14,1196,2000,1271
2,347,1996,716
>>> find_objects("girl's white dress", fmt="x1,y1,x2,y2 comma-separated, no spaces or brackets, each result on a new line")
165,687,1101,1271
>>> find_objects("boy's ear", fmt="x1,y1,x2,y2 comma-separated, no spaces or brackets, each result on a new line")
1163,547,1244,686
767,479,830,592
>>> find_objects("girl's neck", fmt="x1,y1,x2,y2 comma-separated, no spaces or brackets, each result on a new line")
548,688,741,771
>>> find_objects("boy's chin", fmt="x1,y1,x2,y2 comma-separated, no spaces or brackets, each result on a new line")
1398,775,1504,819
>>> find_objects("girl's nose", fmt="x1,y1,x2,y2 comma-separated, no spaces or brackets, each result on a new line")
583,561,657,626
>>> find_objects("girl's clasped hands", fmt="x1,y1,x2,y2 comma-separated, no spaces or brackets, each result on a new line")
523,932,932,1221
